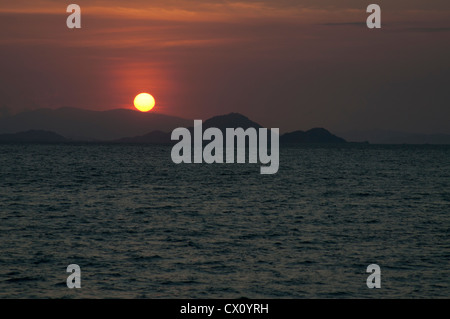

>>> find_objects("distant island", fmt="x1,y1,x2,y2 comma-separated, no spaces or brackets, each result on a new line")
281,128,346,144
114,113,346,144
0,109,347,144
0,130,69,143
0,107,191,141
339,129,450,145
1,108,449,144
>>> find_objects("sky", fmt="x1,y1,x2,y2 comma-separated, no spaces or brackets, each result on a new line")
0,0,449,134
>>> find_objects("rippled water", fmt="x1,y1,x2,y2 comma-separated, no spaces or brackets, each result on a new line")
0,144,449,298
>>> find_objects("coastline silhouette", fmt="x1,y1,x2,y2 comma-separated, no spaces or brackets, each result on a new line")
0,109,346,144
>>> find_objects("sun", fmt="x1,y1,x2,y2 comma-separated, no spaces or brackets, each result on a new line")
134,93,156,112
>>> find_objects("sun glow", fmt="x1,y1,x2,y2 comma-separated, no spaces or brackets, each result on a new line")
134,93,155,112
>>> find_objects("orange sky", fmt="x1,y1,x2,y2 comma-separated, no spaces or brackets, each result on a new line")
0,0,449,133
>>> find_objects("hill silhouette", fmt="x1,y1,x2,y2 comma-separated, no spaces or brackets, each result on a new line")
113,113,347,144
0,109,348,144
281,128,346,144
112,113,264,144
0,107,191,141
0,130,69,143
1,108,448,144
202,113,263,130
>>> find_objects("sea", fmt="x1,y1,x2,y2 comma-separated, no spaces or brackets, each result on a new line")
0,144,449,298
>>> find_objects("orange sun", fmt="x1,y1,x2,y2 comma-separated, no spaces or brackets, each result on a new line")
134,93,155,112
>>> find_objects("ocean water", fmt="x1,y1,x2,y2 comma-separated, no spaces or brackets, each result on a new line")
0,144,449,299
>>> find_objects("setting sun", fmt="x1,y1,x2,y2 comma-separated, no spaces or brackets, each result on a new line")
134,93,155,112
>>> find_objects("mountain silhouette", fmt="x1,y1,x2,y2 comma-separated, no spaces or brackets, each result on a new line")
202,113,263,130
0,108,348,144
111,113,266,144
113,113,347,144
281,128,347,144
1,108,448,144
0,130,69,143
0,107,191,141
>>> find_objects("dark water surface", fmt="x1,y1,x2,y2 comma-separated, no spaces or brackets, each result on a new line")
0,144,449,298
